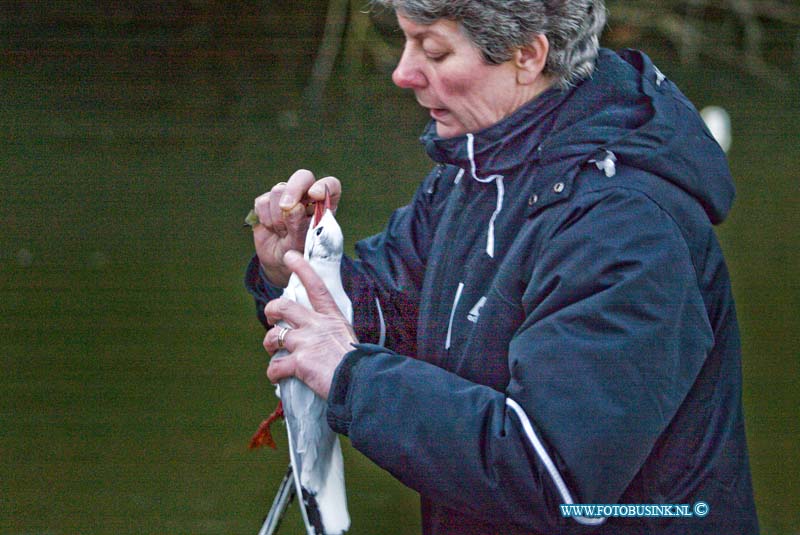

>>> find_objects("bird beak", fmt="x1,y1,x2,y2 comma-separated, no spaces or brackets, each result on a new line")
312,185,332,227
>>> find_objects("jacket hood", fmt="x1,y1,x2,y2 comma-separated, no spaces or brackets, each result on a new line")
421,48,735,224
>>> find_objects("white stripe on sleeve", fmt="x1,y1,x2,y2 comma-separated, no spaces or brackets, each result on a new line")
505,397,607,526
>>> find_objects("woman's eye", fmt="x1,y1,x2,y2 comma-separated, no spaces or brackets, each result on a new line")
425,50,448,62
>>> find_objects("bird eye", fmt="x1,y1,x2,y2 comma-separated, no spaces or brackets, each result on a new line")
315,227,324,236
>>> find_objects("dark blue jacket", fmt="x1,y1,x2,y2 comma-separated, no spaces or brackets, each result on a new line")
246,49,758,534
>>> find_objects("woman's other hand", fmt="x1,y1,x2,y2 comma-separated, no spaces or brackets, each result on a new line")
263,251,357,399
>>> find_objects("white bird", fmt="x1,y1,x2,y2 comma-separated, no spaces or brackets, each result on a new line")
250,190,352,535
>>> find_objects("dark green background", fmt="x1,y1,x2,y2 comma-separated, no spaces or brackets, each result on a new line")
2,2,798,534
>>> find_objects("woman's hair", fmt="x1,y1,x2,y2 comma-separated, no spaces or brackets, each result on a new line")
371,0,607,88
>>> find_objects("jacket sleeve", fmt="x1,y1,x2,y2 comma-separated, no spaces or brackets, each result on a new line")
327,186,714,533
244,255,284,329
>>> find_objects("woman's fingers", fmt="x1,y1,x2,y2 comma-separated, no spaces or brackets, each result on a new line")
263,322,296,354
252,171,342,242
264,294,315,328
266,355,296,384
308,176,342,212
253,190,274,231
280,169,317,212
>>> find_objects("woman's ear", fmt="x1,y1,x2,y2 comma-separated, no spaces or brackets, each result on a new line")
514,34,549,85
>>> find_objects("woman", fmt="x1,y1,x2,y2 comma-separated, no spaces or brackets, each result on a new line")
246,1,759,533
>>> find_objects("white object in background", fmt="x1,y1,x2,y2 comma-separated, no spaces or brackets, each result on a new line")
700,106,732,153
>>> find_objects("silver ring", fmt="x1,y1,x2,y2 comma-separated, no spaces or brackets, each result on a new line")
277,326,290,349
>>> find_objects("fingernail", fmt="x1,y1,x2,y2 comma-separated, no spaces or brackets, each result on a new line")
280,194,293,208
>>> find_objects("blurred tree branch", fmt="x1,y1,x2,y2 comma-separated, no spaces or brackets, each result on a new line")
303,0,349,110
606,0,799,90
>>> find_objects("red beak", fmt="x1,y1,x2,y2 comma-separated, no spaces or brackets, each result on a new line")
313,185,332,227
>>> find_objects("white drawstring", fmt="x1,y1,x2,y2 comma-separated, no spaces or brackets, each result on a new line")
486,178,504,258
445,282,465,350
466,134,505,258
374,297,386,347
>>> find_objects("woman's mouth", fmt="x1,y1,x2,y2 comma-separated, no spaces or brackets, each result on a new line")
429,108,449,121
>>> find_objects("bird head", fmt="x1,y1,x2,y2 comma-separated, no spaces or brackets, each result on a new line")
305,187,344,263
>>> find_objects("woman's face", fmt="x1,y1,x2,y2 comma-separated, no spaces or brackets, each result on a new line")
392,13,535,138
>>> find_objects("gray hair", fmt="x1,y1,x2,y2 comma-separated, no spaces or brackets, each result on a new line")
371,0,607,88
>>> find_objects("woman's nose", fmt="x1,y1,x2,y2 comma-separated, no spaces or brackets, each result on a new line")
392,48,426,89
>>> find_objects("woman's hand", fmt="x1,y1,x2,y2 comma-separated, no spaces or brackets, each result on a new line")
252,170,342,287
263,251,357,399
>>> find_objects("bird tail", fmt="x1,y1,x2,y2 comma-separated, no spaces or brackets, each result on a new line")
308,438,349,534
283,378,350,534
294,441,349,535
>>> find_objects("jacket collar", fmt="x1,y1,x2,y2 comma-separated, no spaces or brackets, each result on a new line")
418,48,734,225
419,86,570,182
